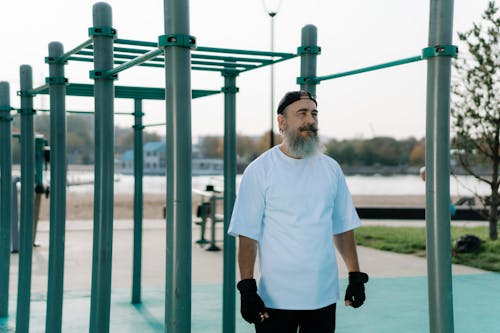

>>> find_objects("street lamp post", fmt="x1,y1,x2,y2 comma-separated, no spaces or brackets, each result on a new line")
262,0,282,148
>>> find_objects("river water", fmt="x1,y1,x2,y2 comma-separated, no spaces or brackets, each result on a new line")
63,171,490,197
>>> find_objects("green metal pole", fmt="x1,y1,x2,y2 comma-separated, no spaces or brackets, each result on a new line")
89,3,115,333
425,0,455,332
316,56,423,82
163,0,192,332
269,13,276,148
33,136,45,244
34,137,44,187
16,64,35,333
299,25,318,96
0,81,12,318
222,70,238,333
132,98,144,304
45,41,67,333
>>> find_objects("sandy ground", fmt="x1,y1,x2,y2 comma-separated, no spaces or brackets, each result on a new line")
35,193,429,221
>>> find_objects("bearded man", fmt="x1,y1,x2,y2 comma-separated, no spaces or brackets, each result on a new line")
228,90,369,333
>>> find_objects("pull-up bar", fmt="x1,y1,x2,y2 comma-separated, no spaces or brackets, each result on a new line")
44,35,297,77
305,44,457,84
32,82,220,100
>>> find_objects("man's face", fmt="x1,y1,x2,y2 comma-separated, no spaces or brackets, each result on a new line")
278,98,318,138
278,98,321,157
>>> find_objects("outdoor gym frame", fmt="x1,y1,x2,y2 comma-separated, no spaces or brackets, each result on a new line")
0,0,456,332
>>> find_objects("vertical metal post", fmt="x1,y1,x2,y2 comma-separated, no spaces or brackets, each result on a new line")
132,98,144,304
299,25,318,96
89,3,115,333
45,41,67,333
222,71,237,333
33,136,45,244
0,81,12,317
162,0,192,332
425,0,455,332
269,13,276,148
16,64,35,333
11,177,20,253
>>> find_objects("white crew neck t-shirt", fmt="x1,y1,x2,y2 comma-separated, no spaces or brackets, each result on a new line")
228,145,361,310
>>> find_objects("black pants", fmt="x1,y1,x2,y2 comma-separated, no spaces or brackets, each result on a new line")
255,303,336,333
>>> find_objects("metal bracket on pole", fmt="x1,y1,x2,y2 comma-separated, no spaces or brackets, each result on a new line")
297,45,321,55
45,77,68,85
16,90,35,98
45,56,68,65
422,45,458,59
88,27,117,39
89,70,118,80
16,92,36,114
158,34,196,49
221,69,239,78
296,76,320,85
221,86,239,94
0,106,13,122
132,108,145,128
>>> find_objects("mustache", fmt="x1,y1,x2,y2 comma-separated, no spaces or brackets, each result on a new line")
298,124,318,133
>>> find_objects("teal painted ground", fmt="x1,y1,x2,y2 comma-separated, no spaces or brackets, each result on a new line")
1,273,499,332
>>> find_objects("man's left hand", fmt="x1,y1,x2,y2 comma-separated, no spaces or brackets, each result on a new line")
344,271,369,308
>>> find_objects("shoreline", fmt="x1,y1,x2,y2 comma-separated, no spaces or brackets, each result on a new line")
36,193,430,221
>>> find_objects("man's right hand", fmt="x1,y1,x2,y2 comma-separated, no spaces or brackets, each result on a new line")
237,279,268,323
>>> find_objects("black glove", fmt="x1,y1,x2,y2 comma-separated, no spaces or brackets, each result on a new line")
237,279,266,323
344,271,369,308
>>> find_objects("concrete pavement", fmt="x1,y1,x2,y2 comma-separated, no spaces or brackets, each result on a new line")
2,218,497,332
11,218,487,294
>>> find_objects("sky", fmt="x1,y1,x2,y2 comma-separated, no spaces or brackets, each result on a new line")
0,0,492,140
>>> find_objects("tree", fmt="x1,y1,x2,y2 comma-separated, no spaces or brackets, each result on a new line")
408,139,425,166
256,130,281,154
116,128,161,154
451,1,499,240
197,135,223,158
325,136,420,167
236,133,260,162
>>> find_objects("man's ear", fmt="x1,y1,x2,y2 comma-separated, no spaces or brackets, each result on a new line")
277,114,285,132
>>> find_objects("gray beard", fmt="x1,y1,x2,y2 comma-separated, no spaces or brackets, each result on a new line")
282,129,323,158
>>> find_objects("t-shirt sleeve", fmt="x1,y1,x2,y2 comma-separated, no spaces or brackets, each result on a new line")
332,166,361,235
227,165,265,241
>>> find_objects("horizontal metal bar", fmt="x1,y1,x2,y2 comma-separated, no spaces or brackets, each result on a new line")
143,122,166,127
115,39,157,48
67,56,93,63
66,110,94,114
76,50,94,56
83,45,155,55
239,53,298,74
112,53,165,63
195,46,296,58
191,60,254,69
103,49,164,77
191,66,226,72
114,46,151,55
317,55,423,82
137,63,164,68
58,39,93,63
34,108,133,115
192,53,272,64
31,84,50,95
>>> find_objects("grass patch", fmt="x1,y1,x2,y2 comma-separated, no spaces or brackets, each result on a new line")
355,225,500,272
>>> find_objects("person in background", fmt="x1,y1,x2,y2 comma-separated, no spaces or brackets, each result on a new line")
228,90,368,332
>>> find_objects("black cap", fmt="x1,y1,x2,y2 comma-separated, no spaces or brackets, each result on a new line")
277,90,317,114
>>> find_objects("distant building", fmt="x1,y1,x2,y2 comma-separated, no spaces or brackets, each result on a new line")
116,141,223,176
